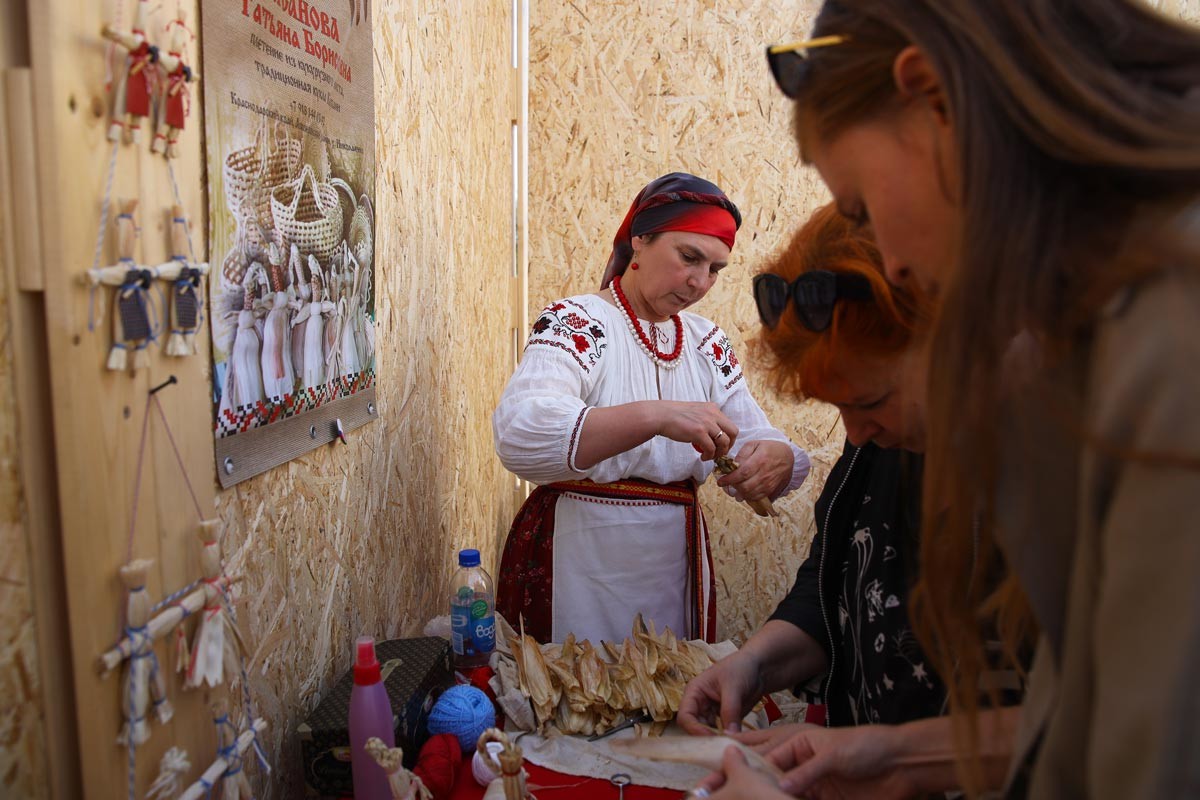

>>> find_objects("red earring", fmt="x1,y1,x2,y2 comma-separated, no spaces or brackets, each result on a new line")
630,261,639,270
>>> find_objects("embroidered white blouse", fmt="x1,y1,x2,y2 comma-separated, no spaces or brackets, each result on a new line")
494,293,811,642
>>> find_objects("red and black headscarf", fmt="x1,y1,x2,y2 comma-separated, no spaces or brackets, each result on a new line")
600,172,743,289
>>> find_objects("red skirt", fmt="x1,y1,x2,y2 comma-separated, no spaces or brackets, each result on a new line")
125,45,153,118
496,477,716,644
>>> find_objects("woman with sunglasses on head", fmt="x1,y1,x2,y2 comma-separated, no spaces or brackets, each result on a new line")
678,204,948,751
716,2,1200,798
493,172,810,646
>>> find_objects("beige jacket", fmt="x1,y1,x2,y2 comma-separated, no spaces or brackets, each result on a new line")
999,251,1200,797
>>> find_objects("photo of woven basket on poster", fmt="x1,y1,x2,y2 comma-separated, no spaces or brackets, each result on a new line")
270,164,354,264
223,120,301,232
348,193,374,273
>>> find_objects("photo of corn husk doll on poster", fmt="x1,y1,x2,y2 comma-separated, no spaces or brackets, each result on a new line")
202,1,375,485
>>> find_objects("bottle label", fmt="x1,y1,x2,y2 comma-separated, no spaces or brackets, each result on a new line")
451,597,470,652
472,611,495,655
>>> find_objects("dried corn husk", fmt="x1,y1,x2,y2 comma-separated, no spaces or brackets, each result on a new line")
610,736,783,781
506,614,716,736
712,456,779,517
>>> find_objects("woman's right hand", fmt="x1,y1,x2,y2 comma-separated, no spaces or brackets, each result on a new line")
765,724,921,799
652,401,738,460
677,649,763,735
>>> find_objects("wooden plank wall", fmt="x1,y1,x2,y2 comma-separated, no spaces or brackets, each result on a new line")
17,0,519,797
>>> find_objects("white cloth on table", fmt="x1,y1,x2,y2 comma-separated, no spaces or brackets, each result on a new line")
494,293,810,643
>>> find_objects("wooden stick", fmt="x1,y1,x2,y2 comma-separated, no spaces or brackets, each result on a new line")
177,718,267,800
96,573,240,676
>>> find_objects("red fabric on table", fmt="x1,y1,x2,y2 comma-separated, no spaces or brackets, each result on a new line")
449,754,682,800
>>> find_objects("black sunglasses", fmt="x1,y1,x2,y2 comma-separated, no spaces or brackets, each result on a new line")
753,270,873,332
766,35,848,99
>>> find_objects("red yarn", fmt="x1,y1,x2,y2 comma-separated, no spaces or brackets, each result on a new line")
413,733,461,799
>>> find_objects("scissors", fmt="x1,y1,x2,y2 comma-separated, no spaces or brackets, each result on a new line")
610,773,631,799
587,711,654,742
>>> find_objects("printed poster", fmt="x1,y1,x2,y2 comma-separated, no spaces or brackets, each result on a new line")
201,0,376,484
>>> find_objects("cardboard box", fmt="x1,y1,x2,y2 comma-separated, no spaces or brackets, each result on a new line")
299,636,454,797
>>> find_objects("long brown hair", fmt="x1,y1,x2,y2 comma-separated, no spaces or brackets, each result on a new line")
756,203,927,401
785,0,1200,792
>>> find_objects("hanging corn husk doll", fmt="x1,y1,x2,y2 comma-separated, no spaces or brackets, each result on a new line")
152,10,197,159
158,205,208,357
185,521,241,689
104,200,157,372
210,699,253,800
117,558,174,747
256,247,296,400
102,0,157,144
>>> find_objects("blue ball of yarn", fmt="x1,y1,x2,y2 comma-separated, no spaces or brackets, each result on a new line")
428,685,496,751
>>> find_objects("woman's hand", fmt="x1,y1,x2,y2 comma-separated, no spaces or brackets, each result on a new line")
692,726,921,800
765,724,921,799
677,650,765,735
705,745,793,799
730,722,814,754
717,440,794,500
652,401,738,460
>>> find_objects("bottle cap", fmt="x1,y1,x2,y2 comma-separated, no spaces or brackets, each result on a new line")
353,636,381,685
458,548,481,567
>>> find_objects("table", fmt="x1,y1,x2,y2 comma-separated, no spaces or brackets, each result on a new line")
449,754,682,800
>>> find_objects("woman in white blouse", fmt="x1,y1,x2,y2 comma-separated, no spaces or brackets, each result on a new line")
493,172,810,644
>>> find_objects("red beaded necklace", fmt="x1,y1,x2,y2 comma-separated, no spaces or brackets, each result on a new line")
611,274,684,364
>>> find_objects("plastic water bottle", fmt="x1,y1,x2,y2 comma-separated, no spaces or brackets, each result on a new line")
450,548,496,671
348,636,395,800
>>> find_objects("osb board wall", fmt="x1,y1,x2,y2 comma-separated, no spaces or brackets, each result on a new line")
527,0,1200,644
211,2,519,796
527,0,840,643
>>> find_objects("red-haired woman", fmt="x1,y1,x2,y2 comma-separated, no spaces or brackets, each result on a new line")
679,204,945,742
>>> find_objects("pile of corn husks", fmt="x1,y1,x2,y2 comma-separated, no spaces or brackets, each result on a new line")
507,614,716,737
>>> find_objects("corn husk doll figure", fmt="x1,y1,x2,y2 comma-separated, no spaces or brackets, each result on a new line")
365,739,432,800
254,247,296,399
102,0,157,144
219,271,266,417
211,699,253,800
105,199,157,372
288,245,310,380
185,521,241,689
295,256,336,391
337,247,364,378
323,254,343,378
152,10,197,158
118,559,174,746
160,205,205,357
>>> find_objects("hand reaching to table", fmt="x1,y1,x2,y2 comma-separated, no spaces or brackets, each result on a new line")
676,649,764,735
692,725,924,799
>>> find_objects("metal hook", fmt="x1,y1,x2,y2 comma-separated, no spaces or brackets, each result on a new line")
149,375,178,395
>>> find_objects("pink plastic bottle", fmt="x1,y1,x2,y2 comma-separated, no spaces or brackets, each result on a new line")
348,636,395,800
